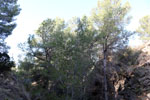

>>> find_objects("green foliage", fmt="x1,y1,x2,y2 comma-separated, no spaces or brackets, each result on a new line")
91,0,132,51
0,0,20,39
18,0,134,100
114,47,141,66
0,52,14,72
0,0,20,72
137,15,150,41
18,16,96,100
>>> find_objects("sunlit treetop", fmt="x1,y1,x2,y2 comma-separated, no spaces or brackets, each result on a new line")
137,15,150,41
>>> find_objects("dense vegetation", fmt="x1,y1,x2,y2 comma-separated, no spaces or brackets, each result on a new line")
1,0,150,100
17,0,132,100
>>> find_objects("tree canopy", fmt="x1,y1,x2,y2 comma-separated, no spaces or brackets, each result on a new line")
17,0,134,100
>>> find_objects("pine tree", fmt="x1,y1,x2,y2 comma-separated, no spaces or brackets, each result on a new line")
91,0,132,99
0,0,20,72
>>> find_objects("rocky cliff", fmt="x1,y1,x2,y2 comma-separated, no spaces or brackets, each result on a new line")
117,42,150,100
87,42,150,100
0,72,30,100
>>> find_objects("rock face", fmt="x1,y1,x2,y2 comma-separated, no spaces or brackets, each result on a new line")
0,72,30,100
138,41,150,66
117,42,150,100
118,66,150,100
87,41,150,100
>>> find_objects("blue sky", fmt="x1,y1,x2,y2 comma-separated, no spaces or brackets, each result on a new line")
6,0,150,62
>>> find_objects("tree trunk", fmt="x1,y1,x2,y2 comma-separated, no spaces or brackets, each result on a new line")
103,50,108,100
71,86,74,100
65,86,69,100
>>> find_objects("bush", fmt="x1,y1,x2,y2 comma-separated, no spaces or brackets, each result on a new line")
0,52,14,72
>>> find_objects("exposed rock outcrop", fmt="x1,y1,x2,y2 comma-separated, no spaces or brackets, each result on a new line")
87,41,150,100
0,72,30,100
117,41,150,100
